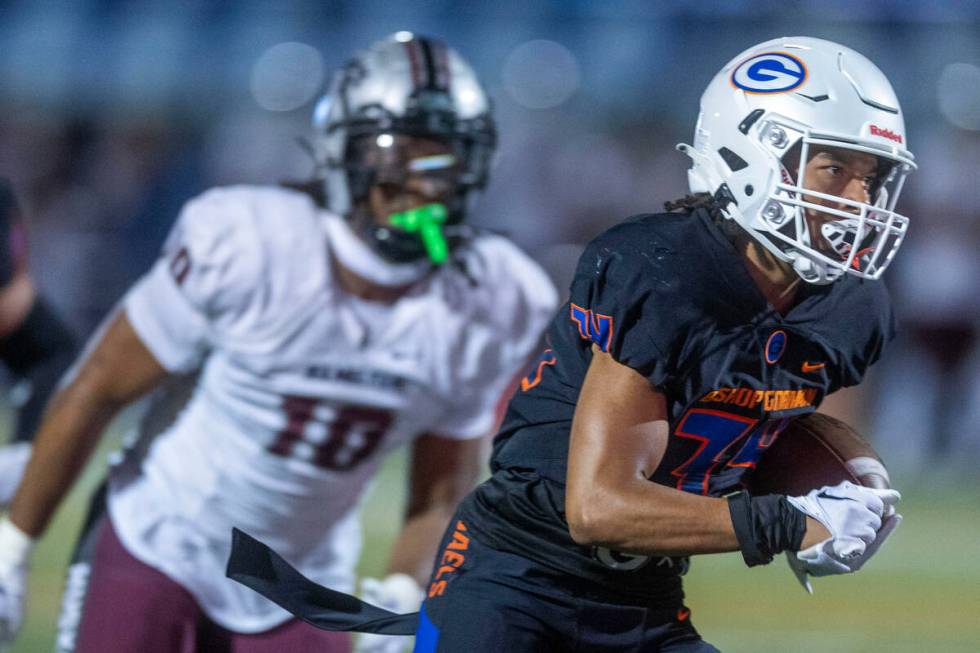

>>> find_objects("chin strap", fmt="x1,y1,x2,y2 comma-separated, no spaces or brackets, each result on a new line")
791,255,840,285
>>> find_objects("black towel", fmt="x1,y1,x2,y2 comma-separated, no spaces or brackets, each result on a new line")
226,528,420,636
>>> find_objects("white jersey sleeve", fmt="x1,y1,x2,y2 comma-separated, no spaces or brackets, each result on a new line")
436,235,558,439
123,187,264,372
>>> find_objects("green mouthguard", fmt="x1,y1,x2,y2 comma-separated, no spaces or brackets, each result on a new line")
388,203,450,264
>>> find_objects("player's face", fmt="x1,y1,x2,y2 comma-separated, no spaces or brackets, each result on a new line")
798,145,887,258
356,134,461,227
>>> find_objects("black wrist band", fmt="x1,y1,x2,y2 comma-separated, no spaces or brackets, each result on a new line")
728,491,768,566
727,491,806,567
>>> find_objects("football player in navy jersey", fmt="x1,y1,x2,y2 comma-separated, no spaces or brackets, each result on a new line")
220,35,911,651
0,180,76,506
408,37,910,652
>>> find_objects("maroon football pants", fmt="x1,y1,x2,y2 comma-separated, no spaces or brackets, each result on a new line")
57,486,350,653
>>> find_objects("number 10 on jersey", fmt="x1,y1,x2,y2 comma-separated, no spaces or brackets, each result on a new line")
267,396,393,471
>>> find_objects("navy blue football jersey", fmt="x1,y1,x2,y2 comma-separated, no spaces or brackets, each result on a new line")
457,208,894,601
0,180,27,287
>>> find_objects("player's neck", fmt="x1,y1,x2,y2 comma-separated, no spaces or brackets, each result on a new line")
736,233,800,315
332,258,413,303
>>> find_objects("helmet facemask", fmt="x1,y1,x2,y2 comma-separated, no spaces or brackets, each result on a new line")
753,121,913,284
343,131,475,264
311,34,497,267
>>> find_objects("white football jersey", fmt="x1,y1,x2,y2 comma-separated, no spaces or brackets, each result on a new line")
107,185,557,632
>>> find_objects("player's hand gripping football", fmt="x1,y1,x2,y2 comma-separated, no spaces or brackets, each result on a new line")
785,480,900,592
354,573,424,653
0,517,34,652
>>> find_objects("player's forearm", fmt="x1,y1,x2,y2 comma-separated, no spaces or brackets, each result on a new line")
8,310,168,537
385,504,457,584
567,476,740,556
391,433,483,583
8,383,122,537
568,477,827,559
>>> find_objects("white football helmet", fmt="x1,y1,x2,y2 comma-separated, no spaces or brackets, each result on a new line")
679,36,916,284
312,32,496,263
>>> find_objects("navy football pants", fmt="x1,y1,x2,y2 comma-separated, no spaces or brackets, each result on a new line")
415,519,721,653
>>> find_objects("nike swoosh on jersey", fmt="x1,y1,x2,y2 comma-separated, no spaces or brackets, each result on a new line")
802,361,826,373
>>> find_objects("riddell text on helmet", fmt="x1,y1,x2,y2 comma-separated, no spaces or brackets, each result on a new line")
869,125,903,143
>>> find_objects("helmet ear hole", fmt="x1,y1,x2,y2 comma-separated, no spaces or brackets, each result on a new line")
745,185,754,197
738,109,765,134
718,147,748,172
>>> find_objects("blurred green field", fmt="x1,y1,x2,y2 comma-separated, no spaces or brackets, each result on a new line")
12,428,980,653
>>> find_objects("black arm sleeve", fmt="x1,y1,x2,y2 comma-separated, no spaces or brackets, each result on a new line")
727,491,806,567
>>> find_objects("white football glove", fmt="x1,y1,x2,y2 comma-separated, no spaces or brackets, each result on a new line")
354,574,424,653
788,511,902,593
786,481,901,592
0,517,34,652
0,444,31,508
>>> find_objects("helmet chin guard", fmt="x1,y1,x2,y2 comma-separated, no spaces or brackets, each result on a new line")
680,37,916,284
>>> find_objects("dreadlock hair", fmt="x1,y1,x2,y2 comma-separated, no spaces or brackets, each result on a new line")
280,178,328,208
664,192,719,216
664,191,742,242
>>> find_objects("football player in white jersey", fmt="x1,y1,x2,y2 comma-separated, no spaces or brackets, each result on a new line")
0,33,557,653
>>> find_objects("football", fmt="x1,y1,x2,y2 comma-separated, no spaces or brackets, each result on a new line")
745,412,890,496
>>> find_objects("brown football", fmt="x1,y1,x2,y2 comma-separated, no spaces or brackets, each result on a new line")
745,412,890,496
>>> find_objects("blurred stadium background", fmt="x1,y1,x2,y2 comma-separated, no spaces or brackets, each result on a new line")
1,1,978,651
